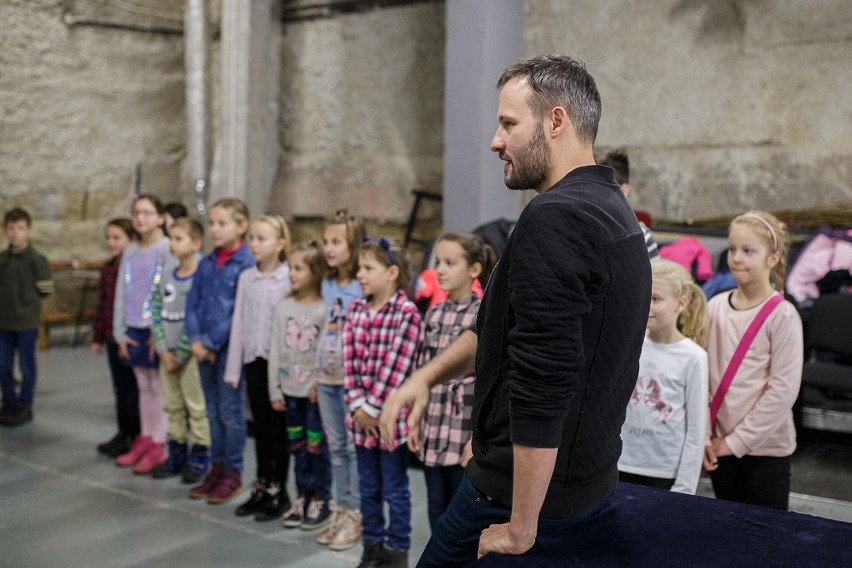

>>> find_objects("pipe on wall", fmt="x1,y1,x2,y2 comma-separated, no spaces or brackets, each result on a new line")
184,0,211,217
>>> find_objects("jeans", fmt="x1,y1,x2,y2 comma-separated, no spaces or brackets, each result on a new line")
356,444,411,550
416,473,613,568
422,464,465,531
285,395,331,496
199,355,246,472
106,341,139,436
317,383,360,509
245,359,289,484
0,329,38,406
618,471,675,491
711,454,792,511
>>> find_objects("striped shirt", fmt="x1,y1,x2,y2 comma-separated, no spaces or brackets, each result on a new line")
416,294,480,467
343,289,422,450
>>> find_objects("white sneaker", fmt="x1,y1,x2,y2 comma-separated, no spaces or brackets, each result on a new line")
282,494,306,528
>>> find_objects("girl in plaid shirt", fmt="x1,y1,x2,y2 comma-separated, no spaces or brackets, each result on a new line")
343,238,423,568
411,231,495,531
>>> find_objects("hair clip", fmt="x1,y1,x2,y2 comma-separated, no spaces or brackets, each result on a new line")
363,236,397,266
335,209,348,220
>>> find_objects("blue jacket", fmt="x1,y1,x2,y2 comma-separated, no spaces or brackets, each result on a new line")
185,244,254,354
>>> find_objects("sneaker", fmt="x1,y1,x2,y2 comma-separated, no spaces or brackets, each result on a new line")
255,482,290,522
382,544,409,568
316,507,345,545
301,495,332,531
235,479,267,517
357,540,384,568
152,440,187,479
116,435,152,467
328,508,363,551
188,463,223,499
183,444,210,484
282,493,307,528
133,441,167,475
3,403,33,427
207,469,243,504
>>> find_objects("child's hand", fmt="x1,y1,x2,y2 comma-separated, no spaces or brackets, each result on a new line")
90,342,102,355
224,377,239,390
271,399,286,412
161,351,180,373
118,338,137,360
147,335,157,363
710,436,732,459
703,444,719,473
460,438,473,468
308,384,318,404
354,408,380,438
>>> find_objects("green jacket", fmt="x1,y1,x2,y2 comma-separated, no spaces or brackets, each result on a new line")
0,244,53,331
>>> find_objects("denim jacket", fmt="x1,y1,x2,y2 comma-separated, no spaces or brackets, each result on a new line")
185,244,255,354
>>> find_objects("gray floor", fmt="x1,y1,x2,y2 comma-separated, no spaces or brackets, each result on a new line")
1,345,851,567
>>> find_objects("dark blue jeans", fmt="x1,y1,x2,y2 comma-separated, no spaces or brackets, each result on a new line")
416,472,613,568
106,340,140,436
0,330,38,406
423,464,465,531
285,395,331,496
356,444,411,550
199,356,246,472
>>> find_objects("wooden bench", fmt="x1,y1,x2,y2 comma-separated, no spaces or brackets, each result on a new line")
39,260,103,350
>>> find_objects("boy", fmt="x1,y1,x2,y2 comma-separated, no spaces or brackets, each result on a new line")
0,207,53,426
150,217,211,482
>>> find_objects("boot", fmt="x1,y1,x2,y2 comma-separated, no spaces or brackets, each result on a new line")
152,440,187,479
116,435,152,467
235,478,268,517
207,469,243,504
357,540,385,568
133,441,167,475
382,544,409,568
254,482,290,522
189,463,223,499
183,444,210,484
3,403,33,427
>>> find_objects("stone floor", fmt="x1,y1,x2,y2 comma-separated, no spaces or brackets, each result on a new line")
1,345,850,567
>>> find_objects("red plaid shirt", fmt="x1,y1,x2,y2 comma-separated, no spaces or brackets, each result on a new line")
343,289,422,450
92,256,119,344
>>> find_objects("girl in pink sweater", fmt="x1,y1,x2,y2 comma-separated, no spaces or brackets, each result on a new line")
703,211,803,510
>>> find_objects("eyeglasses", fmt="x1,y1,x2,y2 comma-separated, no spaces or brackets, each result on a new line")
362,237,397,266
131,210,159,218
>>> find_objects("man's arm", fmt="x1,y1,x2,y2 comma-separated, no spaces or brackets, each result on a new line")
478,445,557,558
379,329,477,450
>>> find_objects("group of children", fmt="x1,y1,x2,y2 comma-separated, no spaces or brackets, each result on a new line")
1,198,804,566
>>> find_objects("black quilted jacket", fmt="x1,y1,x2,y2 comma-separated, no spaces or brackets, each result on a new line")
468,165,652,517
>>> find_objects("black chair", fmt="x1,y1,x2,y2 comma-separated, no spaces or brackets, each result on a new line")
799,293,852,434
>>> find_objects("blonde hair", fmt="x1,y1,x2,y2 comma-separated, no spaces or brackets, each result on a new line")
253,213,291,262
652,259,708,347
210,198,250,237
324,208,365,280
729,210,789,291
360,238,415,299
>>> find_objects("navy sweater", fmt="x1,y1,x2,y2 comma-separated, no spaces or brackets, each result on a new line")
468,165,652,517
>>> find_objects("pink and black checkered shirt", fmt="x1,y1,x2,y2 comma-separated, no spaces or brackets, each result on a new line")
343,289,423,450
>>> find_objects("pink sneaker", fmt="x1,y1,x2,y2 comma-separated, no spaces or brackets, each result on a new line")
116,435,152,467
133,441,167,475
207,469,243,504
189,463,223,499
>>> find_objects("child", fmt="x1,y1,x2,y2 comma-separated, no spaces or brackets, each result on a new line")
344,238,423,568
91,218,140,456
113,194,171,473
618,259,709,494
315,210,366,550
164,202,189,235
225,213,293,520
0,207,53,427
150,217,211,483
185,198,255,504
269,241,332,531
413,231,494,530
704,211,803,510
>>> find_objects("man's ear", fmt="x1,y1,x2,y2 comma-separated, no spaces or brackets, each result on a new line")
548,106,571,138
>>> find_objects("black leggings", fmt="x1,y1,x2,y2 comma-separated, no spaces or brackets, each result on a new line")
245,358,289,485
710,454,791,511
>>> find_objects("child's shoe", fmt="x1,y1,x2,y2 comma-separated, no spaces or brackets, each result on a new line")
207,469,243,504
152,440,187,478
356,540,385,568
116,435,152,467
328,508,363,551
97,432,126,455
255,482,290,522
183,444,210,484
3,403,33,427
0,401,15,424
235,478,267,517
382,544,409,568
316,506,345,545
301,494,332,531
133,441,167,475
188,463,222,499
281,492,307,528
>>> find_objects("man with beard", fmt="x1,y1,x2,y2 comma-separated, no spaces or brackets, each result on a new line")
380,54,652,567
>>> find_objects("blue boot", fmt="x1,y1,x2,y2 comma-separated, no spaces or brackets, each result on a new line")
152,440,187,479
184,444,210,484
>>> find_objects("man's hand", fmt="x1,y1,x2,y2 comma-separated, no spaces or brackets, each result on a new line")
381,371,431,451
354,408,380,438
478,522,535,559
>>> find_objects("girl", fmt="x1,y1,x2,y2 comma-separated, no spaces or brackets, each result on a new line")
618,259,709,494
185,198,255,504
344,238,422,568
315,210,365,550
113,195,171,474
268,241,332,531
225,213,293,520
91,217,139,458
704,211,803,510
412,231,494,530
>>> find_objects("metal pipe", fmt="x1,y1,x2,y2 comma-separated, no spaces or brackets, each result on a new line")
184,0,211,217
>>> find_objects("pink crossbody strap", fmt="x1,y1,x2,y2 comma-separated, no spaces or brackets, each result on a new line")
709,293,784,427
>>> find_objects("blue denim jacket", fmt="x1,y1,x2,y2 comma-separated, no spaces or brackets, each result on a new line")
185,244,255,354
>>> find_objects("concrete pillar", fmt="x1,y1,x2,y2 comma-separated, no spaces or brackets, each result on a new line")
442,0,525,232
211,0,280,217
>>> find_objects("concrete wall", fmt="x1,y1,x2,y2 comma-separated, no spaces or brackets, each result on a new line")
526,0,852,221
